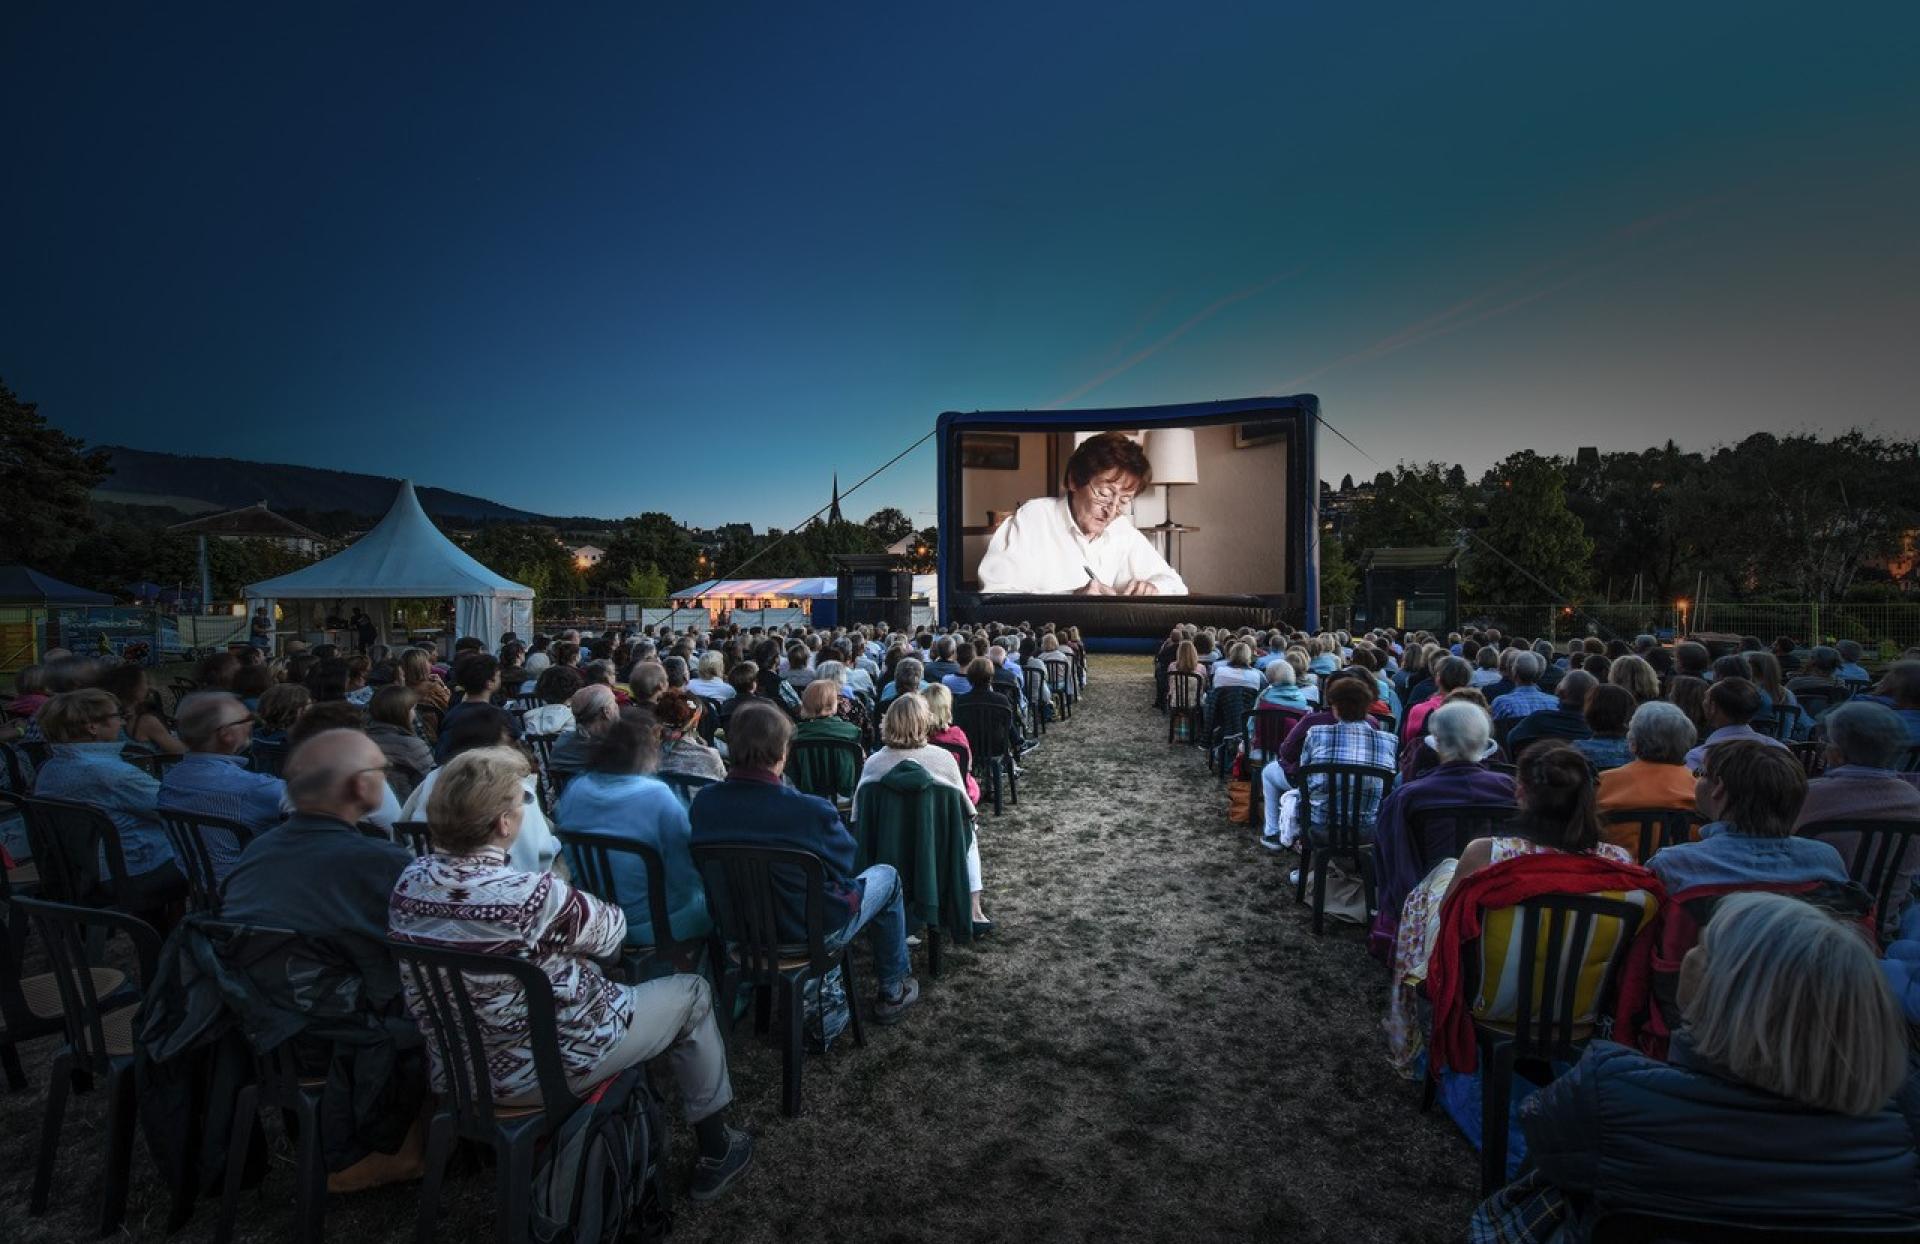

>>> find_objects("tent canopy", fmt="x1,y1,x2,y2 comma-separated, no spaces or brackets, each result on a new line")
672,575,938,601
0,565,113,606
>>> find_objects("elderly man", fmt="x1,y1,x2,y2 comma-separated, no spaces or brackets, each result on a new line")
1794,701,1920,931
221,729,415,1004
548,683,620,775
1489,651,1556,720
1504,669,1597,761
157,691,288,883
975,431,1186,596
1684,676,1790,773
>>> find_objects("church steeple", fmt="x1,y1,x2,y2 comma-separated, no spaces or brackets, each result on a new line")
829,472,844,524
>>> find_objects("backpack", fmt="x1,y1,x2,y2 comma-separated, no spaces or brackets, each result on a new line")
530,1067,672,1244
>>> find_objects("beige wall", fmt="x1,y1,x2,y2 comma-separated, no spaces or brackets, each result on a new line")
957,424,1289,595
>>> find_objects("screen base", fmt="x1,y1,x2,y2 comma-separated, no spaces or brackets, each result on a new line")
949,592,1300,641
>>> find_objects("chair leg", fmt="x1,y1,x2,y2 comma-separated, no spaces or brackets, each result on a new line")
754,975,772,1035
1311,855,1328,936
31,1049,73,1214
839,950,866,1048
293,1093,327,1244
98,1063,139,1236
1419,1070,1437,1113
497,1135,537,1244
1360,850,1379,920
781,977,804,1118
990,761,1003,816
1294,842,1312,903
1007,758,1018,806
414,1112,456,1244
928,923,943,978
1,1040,25,1092
1480,1041,1516,1197
215,1082,261,1244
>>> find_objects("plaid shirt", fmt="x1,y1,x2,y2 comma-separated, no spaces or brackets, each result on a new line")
1491,685,1558,720
1299,720,1398,832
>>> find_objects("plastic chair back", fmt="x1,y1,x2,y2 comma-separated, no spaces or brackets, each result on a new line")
787,737,866,804
952,701,1015,771
1605,807,1702,864
21,795,129,907
557,829,677,953
11,896,157,1071
1408,802,1519,874
1295,761,1397,848
658,771,720,809
691,843,833,982
1466,891,1651,1059
158,810,258,913
249,738,289,777
1801,817,1920,942
391,820,434,858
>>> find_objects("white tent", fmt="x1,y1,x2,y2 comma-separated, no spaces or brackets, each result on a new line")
246,480,533,651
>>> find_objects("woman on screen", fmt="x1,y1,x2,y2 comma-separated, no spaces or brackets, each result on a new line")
975,431,1188,596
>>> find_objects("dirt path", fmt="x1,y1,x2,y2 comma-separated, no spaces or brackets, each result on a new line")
1,654,1478,1244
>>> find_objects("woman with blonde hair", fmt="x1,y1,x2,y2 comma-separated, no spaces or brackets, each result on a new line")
1607,654,1660,705
390,746,753,1201
855,692,988,929
1475,890,1920,1235
921,682,981,806
400,647,450,712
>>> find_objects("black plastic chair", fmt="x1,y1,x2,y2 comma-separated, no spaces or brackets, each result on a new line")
1165,671,1203,744
1429,891,1651,1196
522,733,561,814
123,748,184,779
557,829,706,982
953,700,1019,816
391,939,619,1244
21,794,137,910
658,771,721,809
691,843,866,1117
158,810,259,914
1407,803,1520,875
1022,665,1048,737
2,804,112,1094
787,737,866,809
1801,818,1920,943
1207,686,1261,780
249,737,290,777
1589,1208,1920,1242
392,819,434,858
1045,658,1077,721
14,896,159,1235
1604,807,1702,865
1246,707,1309,822
1747,712,1787,740
1293,761,1397,935
1787,739,1830,777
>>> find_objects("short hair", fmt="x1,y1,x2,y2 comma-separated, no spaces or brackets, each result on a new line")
922,682,955,730
426,746,531,854
1264,660,1296,687
1687,890,1906,1116
1064,431,1152,491
1433,656,1474,693
726,700,792,771
800,679,840,720
258,683,312,732
370,683,419,731
38,688,122,742
697,651,725,680
453,653,500,695
570,684,618,729
1511,651,1544,684
882,692,934,749
1327,676,1375,722
726,660,759,695
177,691,248,749
587,706,661,775
1627,700,1695,764
1885,660,1920,708
1704,740,1805,837
1706,676,1762,724
287,701,367,747
893,657,925,693
1583,683,1636,735
1824,701,1907,769
1427,700,1491,763
662,656,689,688
1805,645,1841,674
628,660,668,702
535,664,584,705
438,702,514,758
1555,669,1597,712
965,656,995,686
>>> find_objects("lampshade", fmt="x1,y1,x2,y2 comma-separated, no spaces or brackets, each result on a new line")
1143,427,1199,486
1073,429,1142,448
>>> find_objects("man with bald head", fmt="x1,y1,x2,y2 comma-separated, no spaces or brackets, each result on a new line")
221,728,414,1002
158,691,288,883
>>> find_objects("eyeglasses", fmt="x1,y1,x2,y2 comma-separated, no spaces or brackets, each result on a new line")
1085,482,1137,508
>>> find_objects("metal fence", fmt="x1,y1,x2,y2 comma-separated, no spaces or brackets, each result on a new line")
1462,602,1920,657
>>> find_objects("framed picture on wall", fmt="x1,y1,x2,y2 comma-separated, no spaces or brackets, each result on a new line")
1234,420,1290,449
959,433,1021,470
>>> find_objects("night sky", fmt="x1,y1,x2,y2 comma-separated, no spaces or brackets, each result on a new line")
4,4,1916,526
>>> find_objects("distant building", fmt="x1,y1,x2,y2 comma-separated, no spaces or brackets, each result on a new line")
167,502,326,556
572,544,606,570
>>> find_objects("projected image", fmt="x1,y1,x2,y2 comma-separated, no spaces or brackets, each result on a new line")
955,420,1293,597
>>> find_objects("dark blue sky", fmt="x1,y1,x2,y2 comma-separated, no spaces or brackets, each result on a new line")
5,4,1916,526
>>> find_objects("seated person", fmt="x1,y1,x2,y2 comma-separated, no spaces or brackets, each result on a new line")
1649,739,1848,895
1571,683,1634,773
435,654,519,761
1286,675,1399,853
857,692,986,930
1683,676,1791,772
1503,670,1596,762
690,702,921,1023
1786,644,1853,705
1595,701,1701,852
1385,741,1641,1075
32,688,189,917
100,664,187,756
390,746,753,1202
365,684,435,800
522,665,584,735
953,656,1032,757
158,691,288,882
1474,890,1920,1236
687,651,735,703
549,684,619,775
552,706,709,946
920,683,982,807
1884,659,1920,743
1795,701,1920,932
791,680,865,794
254,682,311,745
878,656,922,705
653,689,727,783
974,431,1187,596
400,704,558,873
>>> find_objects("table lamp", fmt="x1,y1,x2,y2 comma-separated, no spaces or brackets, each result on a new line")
1142,427,1198,570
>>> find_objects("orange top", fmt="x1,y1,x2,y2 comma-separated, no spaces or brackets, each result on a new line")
1595,759,1700,852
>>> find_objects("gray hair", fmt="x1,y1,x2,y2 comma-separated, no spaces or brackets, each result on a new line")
1626,700,1696,764
697,651,724,680
1824,701,1907,769
177,691,247,750
1687,891,1905,1116
1264,661,1296,687
1427,701,1492,763
893,657,924,693
1512,651,1544,684
1806,645,1841,674
1836,639,1864,662
815,660,847,687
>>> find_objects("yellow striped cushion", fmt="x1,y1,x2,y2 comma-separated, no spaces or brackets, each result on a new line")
1472,889,1658,1035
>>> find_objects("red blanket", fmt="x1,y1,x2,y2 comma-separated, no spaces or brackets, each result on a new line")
1426,851,1666,1077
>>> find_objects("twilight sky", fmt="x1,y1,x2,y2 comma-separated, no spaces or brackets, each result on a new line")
4,3,1916,527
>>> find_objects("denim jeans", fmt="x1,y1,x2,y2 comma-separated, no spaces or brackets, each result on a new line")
824,863,912,991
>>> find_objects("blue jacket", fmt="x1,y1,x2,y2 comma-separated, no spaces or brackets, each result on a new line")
553,771,709,945
688,771,861,941
1523,1037,1920,1235
34,742,177,878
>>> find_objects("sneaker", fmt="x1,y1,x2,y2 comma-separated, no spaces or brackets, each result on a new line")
1259,835,1285,853
688,1125,754,1203
1017,739,1040,756
874,977,921,1025
1288,868,1302,886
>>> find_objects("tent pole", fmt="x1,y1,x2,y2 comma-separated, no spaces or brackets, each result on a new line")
198,535,213,615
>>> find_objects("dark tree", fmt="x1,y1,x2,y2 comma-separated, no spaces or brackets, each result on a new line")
0,379,110,564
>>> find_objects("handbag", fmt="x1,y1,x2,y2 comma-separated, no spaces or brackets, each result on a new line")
1226,778,1252,825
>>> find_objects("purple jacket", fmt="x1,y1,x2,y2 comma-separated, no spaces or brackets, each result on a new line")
1369,761,1517,957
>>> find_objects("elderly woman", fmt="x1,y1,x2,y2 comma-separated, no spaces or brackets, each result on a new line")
1369,701,1517,948
1606,653,1661,705
549,683,619,775
31,689,188,917
856,692,989,932
1474,891,1920,1237
400,704,558,874
1595,700,1701,851
687,651,734,703
654,689,727,783
553,706,709,945
389,746,752,1201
